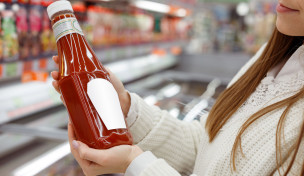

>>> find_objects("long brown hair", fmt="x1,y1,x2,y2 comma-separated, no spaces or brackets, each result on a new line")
206,27,304,175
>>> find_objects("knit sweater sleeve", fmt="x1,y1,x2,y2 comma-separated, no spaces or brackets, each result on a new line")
127,93,204,175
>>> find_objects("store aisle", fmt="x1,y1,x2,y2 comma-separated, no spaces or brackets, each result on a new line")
176,52,251,84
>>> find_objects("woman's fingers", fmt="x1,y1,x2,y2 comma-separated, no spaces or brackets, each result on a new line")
51,71,66,105
68,124,79,159
104,67,125,97
75,141,103,164
52,56,59,67
51,71,60,93
68,124,100,175
68,123,76,142
104,67,130,117
52,80,60,93
68,124,91,166
51,71,59,81
68,125,106,165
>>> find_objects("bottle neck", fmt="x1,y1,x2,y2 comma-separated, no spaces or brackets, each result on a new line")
51,12,104,77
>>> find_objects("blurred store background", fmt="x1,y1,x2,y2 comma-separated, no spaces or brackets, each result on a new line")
0,0,276,175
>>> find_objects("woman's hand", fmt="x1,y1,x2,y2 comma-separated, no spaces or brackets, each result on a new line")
51,56,131,117
68,123,143,176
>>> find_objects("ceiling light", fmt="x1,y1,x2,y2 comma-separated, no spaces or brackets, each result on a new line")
237,2,249,16
133,0,170,14
176,8,187,17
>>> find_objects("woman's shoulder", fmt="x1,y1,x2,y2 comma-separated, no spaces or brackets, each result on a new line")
228,43,267,88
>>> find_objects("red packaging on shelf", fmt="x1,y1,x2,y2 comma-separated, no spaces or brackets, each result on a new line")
29,0,42,57
16,2,30,60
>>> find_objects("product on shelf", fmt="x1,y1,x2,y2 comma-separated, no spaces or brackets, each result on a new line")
87,5,156,46
41,0,56,52
0,8,2,61
87,6,111,46
47,1,133,149
5,62,18,77
29,0,42,57
41,7,52,53
244,1,276,54
72,1,91,44
16,1,29,60
1,9,19,60
0,0,191,81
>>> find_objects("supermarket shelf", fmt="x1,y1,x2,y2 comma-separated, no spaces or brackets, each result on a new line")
0,40,187,80
0,124,67,141
0,79,62,125
1,52,55,64
0,52,179,175
0,109,68,158
95,40,187,63
0,40,187,64
107,54,178,83
0,53,178,126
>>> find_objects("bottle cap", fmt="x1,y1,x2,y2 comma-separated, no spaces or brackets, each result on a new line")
47,0,73,20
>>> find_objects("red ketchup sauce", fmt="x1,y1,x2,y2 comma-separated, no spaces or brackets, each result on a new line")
48,1,133,149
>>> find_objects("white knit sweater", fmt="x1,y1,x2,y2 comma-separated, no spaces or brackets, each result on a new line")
125,44,304,176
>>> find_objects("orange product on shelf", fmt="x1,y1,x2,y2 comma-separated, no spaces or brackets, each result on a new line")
39,58,48,69
171,46,182,56
0,64,3,78
41,0,54,7
152,48,166,56
18,0,30,3
22,60,33,73
21,71,33,83
47,1,133,149
21,71,48,83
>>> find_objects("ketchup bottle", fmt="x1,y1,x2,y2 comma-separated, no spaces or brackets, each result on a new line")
47,0,133,149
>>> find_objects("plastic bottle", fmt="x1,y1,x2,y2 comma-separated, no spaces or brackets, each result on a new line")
47,0,133,149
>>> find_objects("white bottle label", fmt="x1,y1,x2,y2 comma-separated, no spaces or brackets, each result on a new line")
87,79,127,130
52,17,84,42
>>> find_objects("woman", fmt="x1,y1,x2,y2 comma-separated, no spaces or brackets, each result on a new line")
51,1,304,175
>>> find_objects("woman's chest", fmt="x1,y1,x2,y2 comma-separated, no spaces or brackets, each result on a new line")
193,88,304,176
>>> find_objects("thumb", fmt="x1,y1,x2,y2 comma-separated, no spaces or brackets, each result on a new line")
73,140,100,163
105,67,125,92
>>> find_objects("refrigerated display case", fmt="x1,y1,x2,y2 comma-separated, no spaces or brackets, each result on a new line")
0,69,227,176
0,45,252,176
0,52,185,176
126,71,226,121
